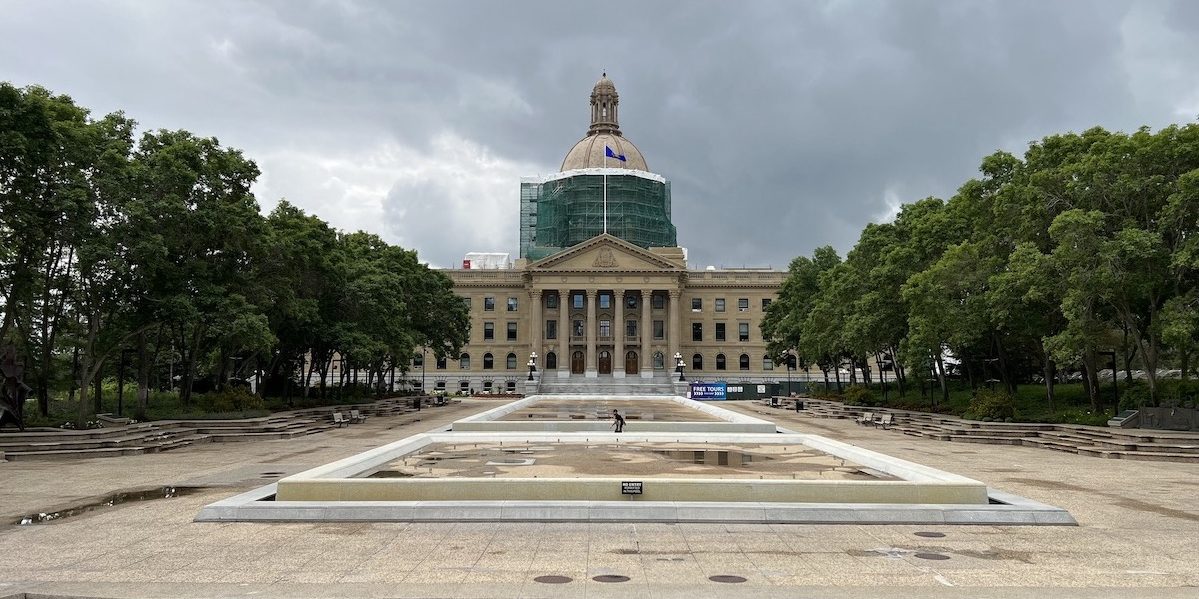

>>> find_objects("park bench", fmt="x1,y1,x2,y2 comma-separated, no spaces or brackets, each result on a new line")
349,409,367,424
856,412,875,426
874,413,893,429
331,412,349,428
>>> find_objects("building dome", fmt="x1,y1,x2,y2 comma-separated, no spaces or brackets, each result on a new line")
559,73,649,172
561,133,648,171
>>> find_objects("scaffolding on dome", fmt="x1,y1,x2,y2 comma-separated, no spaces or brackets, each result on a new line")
519,172,677,260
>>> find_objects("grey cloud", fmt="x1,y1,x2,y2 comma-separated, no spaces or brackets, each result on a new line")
2,0,1197,268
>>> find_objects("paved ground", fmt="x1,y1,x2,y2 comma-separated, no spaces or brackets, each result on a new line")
0,398,1196,598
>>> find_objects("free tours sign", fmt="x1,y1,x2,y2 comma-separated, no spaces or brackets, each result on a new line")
690,382,727,400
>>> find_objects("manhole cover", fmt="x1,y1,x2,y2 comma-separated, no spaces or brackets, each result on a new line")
592,574,630,583
533,575,573,584
914,531,946,538
914,552,951,560
709,575,747,583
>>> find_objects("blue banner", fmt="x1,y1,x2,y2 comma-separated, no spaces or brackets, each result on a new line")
690,382,727,400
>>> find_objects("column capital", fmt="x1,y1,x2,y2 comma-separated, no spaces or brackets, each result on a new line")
668,289,681,298
613,288,625,297
585,289,598,298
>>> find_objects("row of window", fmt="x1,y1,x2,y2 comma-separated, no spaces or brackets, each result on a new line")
692,322,751,342
464,294,771,313
690,353,774,371
415,380,518,393
415,351,775,372
477,319,754,342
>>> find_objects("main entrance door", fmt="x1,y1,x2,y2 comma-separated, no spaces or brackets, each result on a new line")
571,351,584,374
625,351,638,375
598,351,612,375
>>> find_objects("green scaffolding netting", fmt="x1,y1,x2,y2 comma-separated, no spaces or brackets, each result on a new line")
520,173,677,259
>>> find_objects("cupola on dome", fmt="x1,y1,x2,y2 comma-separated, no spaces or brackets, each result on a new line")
560,73,649,172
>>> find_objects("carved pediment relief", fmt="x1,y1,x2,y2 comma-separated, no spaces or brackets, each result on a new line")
529,234,681,272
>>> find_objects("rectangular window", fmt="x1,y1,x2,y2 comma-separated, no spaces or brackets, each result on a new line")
507,322,518,341
738,298,749,312
715,298,726,312
484,297,495,311
626,319,637,338
573,293,584,310
483,322,494,340
413,353,424,367
507,297,518,311
653,320,665,340
573,319,584,337
715,322,726,341
692,322,703,341
739,323,750,341
763,356,774,370
435,380,446,390
652,294,665,309
762,298,772,310
546,294,558,309
461,297,471,309
599,294,611,309
691,298,702,312
546,320,557,340
599,320,611,338
436,356,447,370
626,295,638,309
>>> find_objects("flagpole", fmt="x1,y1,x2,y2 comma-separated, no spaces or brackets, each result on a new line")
603,149,608,235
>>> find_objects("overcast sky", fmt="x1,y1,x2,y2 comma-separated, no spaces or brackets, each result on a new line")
3,1,1198,269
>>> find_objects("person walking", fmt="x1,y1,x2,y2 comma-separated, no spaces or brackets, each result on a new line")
611,408,626,433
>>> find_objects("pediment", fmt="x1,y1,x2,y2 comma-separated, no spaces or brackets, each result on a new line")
528,234,682,272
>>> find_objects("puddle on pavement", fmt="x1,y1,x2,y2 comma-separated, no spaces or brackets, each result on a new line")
14,486,207,526
650,448,773,467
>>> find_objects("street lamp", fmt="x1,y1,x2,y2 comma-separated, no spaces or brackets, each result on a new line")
527,351,538,381
674,351,685,382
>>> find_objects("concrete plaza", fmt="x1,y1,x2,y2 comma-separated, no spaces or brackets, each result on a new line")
0,399,1196,598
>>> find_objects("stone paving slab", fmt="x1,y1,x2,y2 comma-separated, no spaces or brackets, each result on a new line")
1,399,1197,598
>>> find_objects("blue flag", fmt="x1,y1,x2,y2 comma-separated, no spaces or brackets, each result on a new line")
605,145,627,162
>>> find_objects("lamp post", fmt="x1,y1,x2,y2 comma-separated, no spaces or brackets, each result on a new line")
1099,349,1118,415
674,351,685,382
527,351,538,381
784,350,794,397
421,348,427,396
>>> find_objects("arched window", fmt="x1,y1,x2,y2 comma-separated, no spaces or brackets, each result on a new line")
653,351,664,369
459,380,470,392
763,356,775,371
692,353,703,371
716,354,726,370
739,353,750,370
459,353,470,369
483,353,494,370
506,352,517,369
546,351,558,369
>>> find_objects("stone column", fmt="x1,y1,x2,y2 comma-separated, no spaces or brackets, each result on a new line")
641,290,653,378
558,289,569,378
668,289,681,377
613,289,625,378
529,289,542,358
585,289,598,377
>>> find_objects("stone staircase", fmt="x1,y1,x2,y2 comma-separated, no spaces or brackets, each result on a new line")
797,398,1199,463
0,396,442,462
535,374,682,396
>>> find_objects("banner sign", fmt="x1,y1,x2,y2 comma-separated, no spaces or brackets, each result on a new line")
690,382,727,400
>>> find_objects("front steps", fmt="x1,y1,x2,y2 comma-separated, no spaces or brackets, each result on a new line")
535,374,682,396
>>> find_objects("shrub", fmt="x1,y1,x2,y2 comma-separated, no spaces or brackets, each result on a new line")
1119,381,1151,410
964,389,1015,421
198,388,264,413
841,385,881,407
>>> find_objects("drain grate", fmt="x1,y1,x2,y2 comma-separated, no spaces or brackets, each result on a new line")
914,531,946,538
914,552,951,560
533,575,572,584
709,575,747,583
592,574,630,583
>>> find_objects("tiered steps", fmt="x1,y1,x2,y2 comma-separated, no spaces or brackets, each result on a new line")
0,396,439,461
798,398,1199,463
536,375,680,395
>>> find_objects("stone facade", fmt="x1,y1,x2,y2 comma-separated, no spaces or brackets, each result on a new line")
430,234,785,394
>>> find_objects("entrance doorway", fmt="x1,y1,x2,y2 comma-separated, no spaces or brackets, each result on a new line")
598,351,612,375
571,351,584,374
625,351,638,375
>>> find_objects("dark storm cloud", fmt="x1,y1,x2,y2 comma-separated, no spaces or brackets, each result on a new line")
2,0,1197,268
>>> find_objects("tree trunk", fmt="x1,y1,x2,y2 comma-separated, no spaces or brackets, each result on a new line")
1040,344,1055,413
993,332,1014,395
93,361,103,414
135,329,150,421
1083,349,1100,413
833,362,842,392
933,350,949,407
